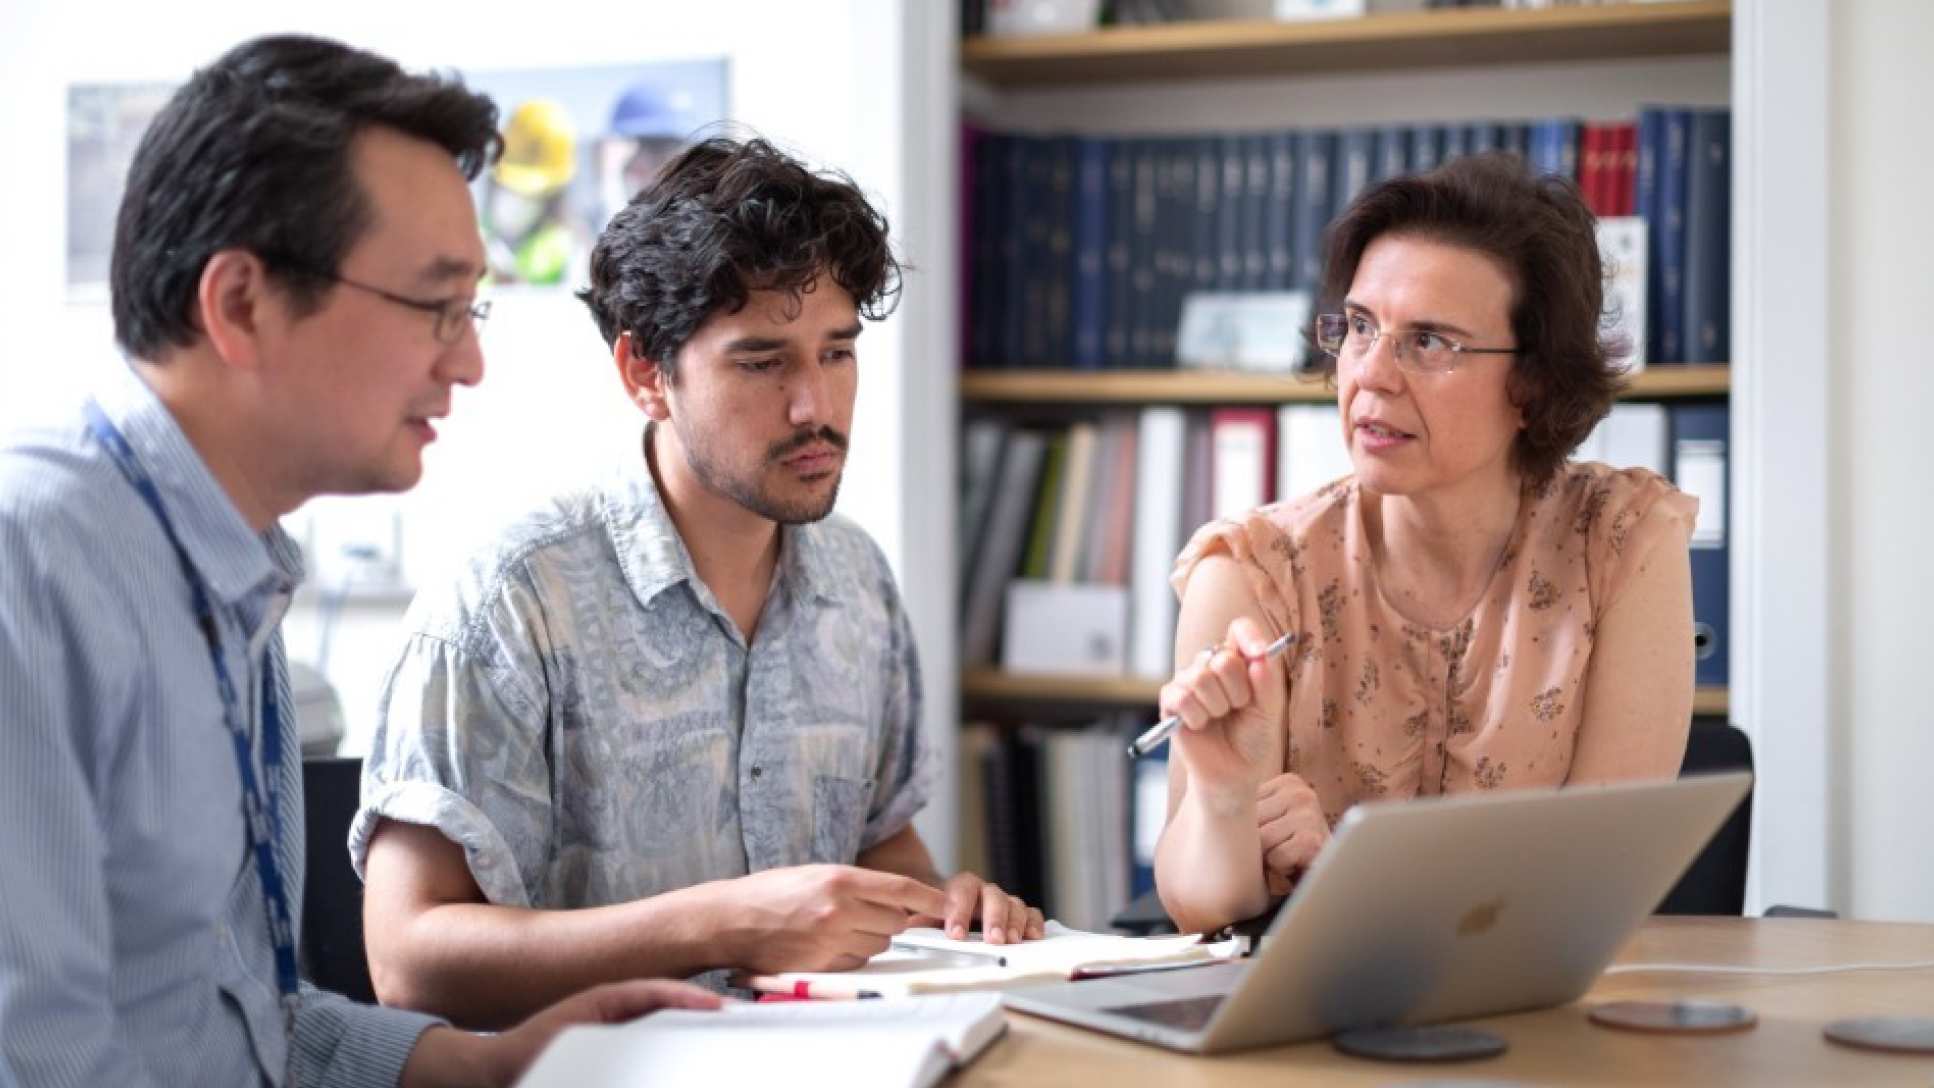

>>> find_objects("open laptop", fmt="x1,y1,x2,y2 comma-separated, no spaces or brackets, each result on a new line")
1004,771,1752,1053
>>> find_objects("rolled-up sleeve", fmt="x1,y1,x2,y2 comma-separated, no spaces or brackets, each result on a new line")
353,609,553,909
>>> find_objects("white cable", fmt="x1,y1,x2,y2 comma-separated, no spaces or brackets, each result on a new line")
1605,959,1934,977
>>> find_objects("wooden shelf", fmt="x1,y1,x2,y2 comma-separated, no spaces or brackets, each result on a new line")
961,0,1729,87
1692,686,1729,718
961,364,1728,405
963,668,1729,719
963,668,1163,704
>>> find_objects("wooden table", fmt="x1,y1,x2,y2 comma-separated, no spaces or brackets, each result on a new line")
963,918,1934,1085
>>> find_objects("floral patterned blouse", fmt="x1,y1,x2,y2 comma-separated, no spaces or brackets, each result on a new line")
1171,461,1697,827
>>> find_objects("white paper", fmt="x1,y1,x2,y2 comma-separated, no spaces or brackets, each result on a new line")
517,994,1004,1088
1675,439,1727,548
757,924,1240,998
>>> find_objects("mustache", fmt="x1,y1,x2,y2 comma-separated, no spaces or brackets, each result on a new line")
768,426,849,461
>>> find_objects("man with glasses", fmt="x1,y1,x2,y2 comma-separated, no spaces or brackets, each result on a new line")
1153,154,1697,935
0,36,716,1088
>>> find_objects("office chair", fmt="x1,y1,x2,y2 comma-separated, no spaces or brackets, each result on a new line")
300,756,377,1004
1655,720,1753,915
1110,719,1757,934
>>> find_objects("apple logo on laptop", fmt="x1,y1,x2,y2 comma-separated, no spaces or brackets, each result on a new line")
1457,897,1504,937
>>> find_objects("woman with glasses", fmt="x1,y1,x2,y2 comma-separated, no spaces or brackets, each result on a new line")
1154,154,1698,935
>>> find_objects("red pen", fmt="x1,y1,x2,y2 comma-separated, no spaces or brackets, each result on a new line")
738,975,883,1000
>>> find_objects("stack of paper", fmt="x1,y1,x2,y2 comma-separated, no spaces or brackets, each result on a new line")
517,992,1005,1088
746,923,1242,999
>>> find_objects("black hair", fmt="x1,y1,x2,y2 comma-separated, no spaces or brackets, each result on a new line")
110,34,501,359
578,136,903,379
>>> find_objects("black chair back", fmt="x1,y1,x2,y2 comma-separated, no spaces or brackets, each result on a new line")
1113,719,1757,933
1655,720,1754,915
300,756,376,1003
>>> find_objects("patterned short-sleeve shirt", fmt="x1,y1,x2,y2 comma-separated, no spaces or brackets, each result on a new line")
1171,461,1696,823
351,437,930,911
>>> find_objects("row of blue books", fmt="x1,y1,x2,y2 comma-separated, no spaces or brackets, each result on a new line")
962,108,1730,371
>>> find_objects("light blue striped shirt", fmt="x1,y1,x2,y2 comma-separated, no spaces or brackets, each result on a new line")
0,362,441,1087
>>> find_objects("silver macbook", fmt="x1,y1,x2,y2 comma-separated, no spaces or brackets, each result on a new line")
1004,771,1752,1053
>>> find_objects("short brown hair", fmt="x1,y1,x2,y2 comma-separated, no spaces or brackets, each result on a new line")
1309,152,1625,485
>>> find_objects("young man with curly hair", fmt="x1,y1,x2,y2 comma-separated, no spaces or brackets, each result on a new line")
355,137,1042,1027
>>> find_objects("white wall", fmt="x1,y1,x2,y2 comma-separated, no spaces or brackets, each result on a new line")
1830,0,1934,921
0,0,959,860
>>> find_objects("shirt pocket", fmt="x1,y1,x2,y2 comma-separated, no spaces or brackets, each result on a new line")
810,773,875,864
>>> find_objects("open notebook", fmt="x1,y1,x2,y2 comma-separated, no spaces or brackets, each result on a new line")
744,923,1241,998
516,992,1005,1088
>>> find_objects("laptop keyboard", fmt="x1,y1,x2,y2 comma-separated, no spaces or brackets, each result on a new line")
1102,994,1226,1032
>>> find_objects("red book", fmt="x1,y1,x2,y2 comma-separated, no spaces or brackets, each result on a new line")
1616,122,1640,216
1581,124,1609,217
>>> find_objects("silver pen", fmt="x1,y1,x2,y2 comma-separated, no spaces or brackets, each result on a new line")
889,938,1008,967
1125,632,1297,760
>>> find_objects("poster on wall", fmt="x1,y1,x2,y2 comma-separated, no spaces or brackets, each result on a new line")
63,58,729,297
464,59,729,289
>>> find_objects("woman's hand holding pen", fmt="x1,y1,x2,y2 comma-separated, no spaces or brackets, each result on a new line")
1160,616,1289,803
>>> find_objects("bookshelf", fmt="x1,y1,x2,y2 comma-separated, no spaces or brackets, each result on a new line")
962,668,1731,720
963,363,1730,406
952,2,1735,917
963,0,1731,86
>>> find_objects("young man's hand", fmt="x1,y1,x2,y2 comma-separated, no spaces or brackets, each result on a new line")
911,872,1045,944
402,979,724,1088
713,864,950,974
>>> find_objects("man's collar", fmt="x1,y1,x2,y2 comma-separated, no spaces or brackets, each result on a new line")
603,424,841,611
93,361,302,604
602,433,698,610
775,510,841,607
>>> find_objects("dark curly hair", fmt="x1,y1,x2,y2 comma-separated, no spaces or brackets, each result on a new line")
578,135,903,380
111,35,501,360
1309,152,1626,486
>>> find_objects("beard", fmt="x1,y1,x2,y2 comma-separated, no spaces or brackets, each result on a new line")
675,420,849,525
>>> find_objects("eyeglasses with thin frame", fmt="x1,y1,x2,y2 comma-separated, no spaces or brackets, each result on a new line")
1315,311,1515,374
270,258,489,344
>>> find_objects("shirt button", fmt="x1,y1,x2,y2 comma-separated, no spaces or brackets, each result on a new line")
749,766,763,779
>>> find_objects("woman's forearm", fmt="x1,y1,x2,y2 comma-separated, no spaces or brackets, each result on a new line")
1154,785,1271,934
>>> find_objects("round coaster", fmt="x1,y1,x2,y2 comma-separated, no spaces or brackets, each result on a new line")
1822,1016,1934,1055
1588,1000,1758,1035
1333,1024,1509,1063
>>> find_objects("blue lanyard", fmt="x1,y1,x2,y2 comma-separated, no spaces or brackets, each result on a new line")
81,401,303,1026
